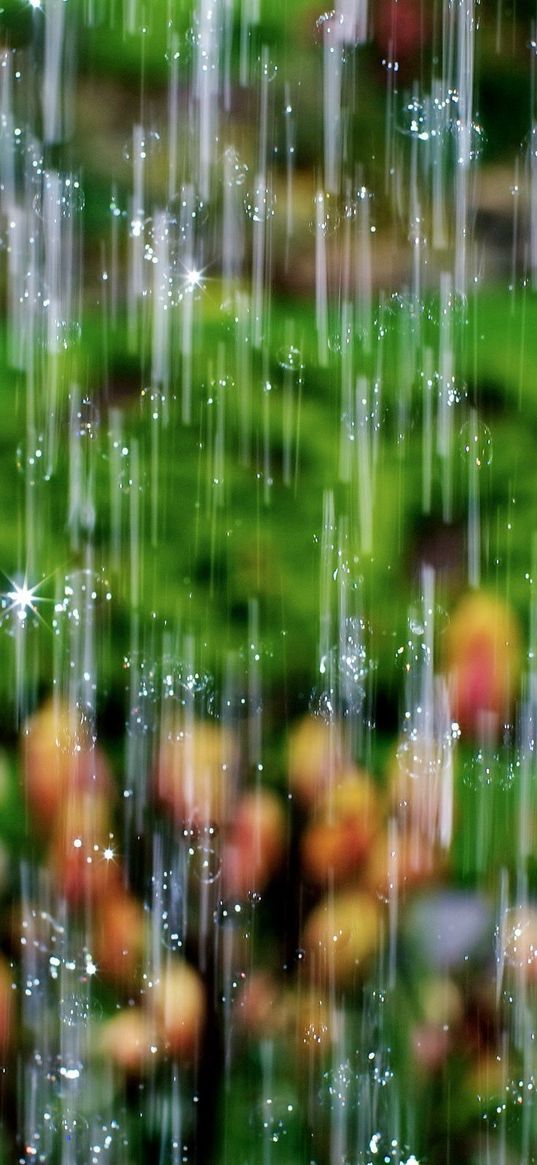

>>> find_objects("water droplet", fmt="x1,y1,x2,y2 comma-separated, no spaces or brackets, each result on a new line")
128,694,157,739
55,701,96,756
315,9,345,44
256,1091,298,1142
396,732,444,782
214,899,246,926
455,119,485,165
426,290,468,328
33,174,85,220
55,1113,90,1163
61,990,91,1029
208,375,235,403
141,386,166,420
259,55,278,82
323,1059,354,1108
463,748,498,789
402,96,431,141
501,907,537,972
161,666,214,720
446,378,467,407
169,189,209,238
460,418,493,467
244,183,275,222
190,840,221,884
61,568,112,617
309,191,340,236
16,435,49,486
277,345,303,372
223,147,248,187
75,396,99,439
122,130,160,163
308,684,338,722
58,1055,84,1080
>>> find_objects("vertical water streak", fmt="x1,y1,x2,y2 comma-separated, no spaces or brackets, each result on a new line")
128,125,146,352
454,0,477,298
436,271,455,522
42,0,67,146
322,15,344,195
194,0,222,201
315,192,329,366
356,376,373,557
251,47,272,351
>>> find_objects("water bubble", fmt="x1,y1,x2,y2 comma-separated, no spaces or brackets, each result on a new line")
244,183,275,222
208,375,235,404
402,97,431,141
22,909,65,960
161,919,184,953
33,174,85,220
53,1113,90,1163
21,1123,53,1165
109,194,124,219
58,1055,84,1080
16,435,49,486
223,147,248,187
259,55,278,82
129,213,151,240
190,836,221,885
62,176,85,214
75,396,99,439
257,1091,298,1143
122,130,160,163
445,377,467,407
161,666,214,721
309,192,340,236
501,907,537,972
141,386,166,420
309,681,340,722
54,700,96,755
343,185,372,220
455,119,485,165
153,849,186,952
462,748,498,789
338,621,369,710
503,750,521,790
128,690,157,739
61,992,90,1029
214,900,247,927
394,633,431,673
460,418,493,467
302,1014,330,1050
323,1059,354,1107
61,568,113,618
396,730,444,783
315,10,345,44
219,292,251,333
169,189,209,238
54,318,82,351
356,1135,418,1164
426,289,468,328
277,345,303,372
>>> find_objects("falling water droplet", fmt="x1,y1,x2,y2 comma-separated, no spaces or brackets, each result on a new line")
460,418,493,467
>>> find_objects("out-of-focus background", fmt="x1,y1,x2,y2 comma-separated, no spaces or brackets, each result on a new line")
0,1,536,1163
